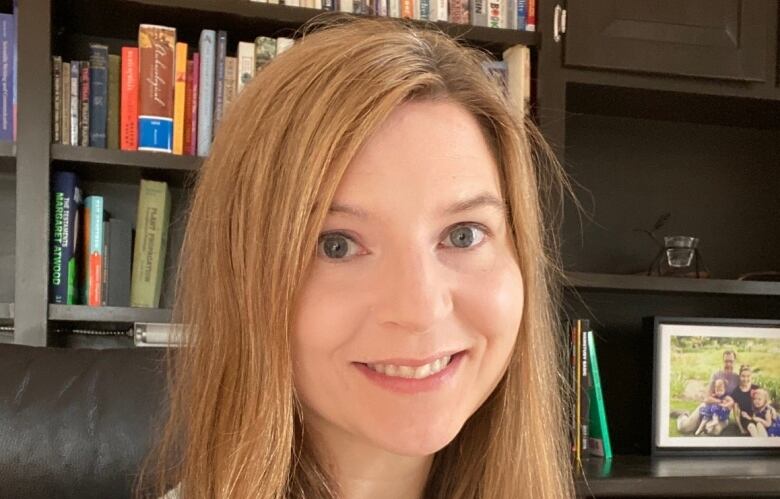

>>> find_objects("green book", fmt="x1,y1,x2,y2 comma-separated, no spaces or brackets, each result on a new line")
587,328,612,459
130,180,171,308
107,54,121,149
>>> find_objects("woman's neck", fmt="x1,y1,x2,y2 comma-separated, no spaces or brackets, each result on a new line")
305,412,434,499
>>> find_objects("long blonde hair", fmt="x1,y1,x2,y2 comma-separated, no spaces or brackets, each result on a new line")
136,16,573,499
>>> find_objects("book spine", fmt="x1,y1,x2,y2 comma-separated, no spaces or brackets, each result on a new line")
517,0,527,30
504,0,516,29
173,42,188,155
419,0,430,19
88,44,108,148
69,61,79,146
107,54,121,149
254,37,276,74
120,47,139,150
79,62,90,147
138,24,176,153
214,31,227,131
237,42,255,95
488,0,501,28
275,38,294,56
52,56,62,144
49,171,81,304
587,328,612,459
0,14,14,142
437,0,448,22
130,180,171,308
323,0,335,10
197,30,216,157
388,0,400,18
107,218,132,307
470,0,487,26
375,0,387,16
401,0,413,18
62,62,70,146
183,59,195,156
10,6,15,140
82,196,104,306
188,53,200,156
223,56,237,117
526,0,535,31
580,319,589,453
101,219,109,306
448,0,468,23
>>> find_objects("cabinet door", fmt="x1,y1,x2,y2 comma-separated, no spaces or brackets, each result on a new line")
563,0,770,81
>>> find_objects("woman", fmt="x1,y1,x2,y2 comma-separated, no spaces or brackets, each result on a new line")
136,16,573,499
729,365,759,436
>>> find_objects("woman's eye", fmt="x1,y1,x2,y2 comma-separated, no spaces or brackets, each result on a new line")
318,233,359,260
443,224,487,249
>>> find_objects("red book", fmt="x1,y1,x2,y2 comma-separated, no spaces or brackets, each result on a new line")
526,0,536,31
185,53,199,156
120,47,139,150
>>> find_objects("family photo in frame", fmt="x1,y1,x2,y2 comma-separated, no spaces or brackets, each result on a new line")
653,318,780,451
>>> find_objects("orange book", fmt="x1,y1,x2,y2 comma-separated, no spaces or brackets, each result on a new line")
120,47,139,150
173,42,187,155
401,0,414,18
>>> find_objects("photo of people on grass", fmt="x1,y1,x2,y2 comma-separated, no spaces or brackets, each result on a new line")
655,322,780,448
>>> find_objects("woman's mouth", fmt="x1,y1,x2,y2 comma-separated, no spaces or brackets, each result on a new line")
365,354,453,379
354,351,465,394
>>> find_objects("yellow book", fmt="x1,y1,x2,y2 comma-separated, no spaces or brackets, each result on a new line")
130,180,171,308
173,42,188,154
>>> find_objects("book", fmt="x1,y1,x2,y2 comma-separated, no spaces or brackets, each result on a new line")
49,171,82,305
223,56,237,117
254,37,276,73
183,57,196,156
0,13,14,142
237,41,255,94
173,42,187,155
502,44,530,119
101,219,109,306
487,0,501,28
388,0,400,18
69,61,79,146
107,54,121,149
106,218,132,307
401,0,413,18
526,0,535,31
448,0,469,23
579,319,590,455
275,38,294,56
10,4,15,140
78,61,90,147
432,0,447,21
52,56,62,144
130,180,171,308
214,30,227,130
470,0,487,26
197,29,215,157
80,195,104,307
120,47,139,150
88,43,109,148
503,0,517,29
138,24,176,153
587,328,613,459
61,61,70,146
517,0,527,30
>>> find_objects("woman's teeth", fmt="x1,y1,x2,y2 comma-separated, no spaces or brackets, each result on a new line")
366,355,452,379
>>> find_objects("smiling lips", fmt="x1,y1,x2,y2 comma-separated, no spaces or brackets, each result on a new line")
366,355,452,379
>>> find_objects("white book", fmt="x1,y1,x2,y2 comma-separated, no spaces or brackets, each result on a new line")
414,0,420,19
285,0,301,6
503,0,517,29
276,37,295,55
69,61,79,146
388,0,400,17
237,41,255,94
339,0,353,13
430,0,447,21
313,0,323,7
268,0,279,4
502,45,530,119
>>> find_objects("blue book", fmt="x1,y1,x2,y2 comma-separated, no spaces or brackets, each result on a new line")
517,0,527,30
214,30,227,131
0,13,14,142
88,44,108,148
50,171,82,304
11,1,16,140
197,29,216,157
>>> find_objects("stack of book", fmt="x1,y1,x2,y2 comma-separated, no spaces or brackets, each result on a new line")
248,0,537,30
49,171,171,309
569,318,613,463
51,26,293,156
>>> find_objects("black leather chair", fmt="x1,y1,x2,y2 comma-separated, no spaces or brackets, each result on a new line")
0,343,170,499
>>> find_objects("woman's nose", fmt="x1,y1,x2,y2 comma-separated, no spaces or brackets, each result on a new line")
372,248,453,334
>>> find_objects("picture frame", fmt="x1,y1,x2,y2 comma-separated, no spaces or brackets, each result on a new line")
652,317,780,453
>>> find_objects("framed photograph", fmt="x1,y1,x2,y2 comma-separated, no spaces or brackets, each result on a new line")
653,317,780,452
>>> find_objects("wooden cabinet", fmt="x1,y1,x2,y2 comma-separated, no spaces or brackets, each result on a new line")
563,0,773,81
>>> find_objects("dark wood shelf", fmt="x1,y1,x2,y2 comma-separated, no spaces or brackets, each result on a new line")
0,302,13,320
565,272,780,297
0,141,15,173
48,304,173,324
51,144,201,185
577,455,780,497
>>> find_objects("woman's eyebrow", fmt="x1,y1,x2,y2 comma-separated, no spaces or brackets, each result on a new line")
327,193,507,219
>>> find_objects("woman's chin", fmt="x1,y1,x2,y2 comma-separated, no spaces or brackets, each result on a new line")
370,423,463,457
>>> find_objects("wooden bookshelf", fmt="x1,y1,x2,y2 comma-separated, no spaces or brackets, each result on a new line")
565,272,780,297
577,455,780,497
48,304,173,324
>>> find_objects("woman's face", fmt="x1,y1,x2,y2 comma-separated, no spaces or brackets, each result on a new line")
291,100,524,458
740,369,752,387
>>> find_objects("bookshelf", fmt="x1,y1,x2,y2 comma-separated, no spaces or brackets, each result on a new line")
5,0,779,496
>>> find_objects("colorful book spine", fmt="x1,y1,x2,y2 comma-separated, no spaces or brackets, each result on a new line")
101,219,109,306
138,24,176,153
254,37,276,74
106,218,132,307
401,0,413,18
517,0,527,30
187,53,200,156
0,13,14,142
526,0,535,31
487,0,501,28
120,47,139,150
470,0,487,26
49,171,82,304
88,43,109,148
419,0,430,19
10,3,16,140
448,0,469,23
223,56,237,117
107,54,121,149
80,195,104,307
61,62,70,146
587,328,612,459
69,61,79,146
197,30,215,157
237,41,255,94
130,180,171,308
173,42,188,155
52,56,62,144
183,58,195,156
78,62,90,147
214,30,227,130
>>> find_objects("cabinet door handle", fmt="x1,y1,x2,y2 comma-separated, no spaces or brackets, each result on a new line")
554,4,567,43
